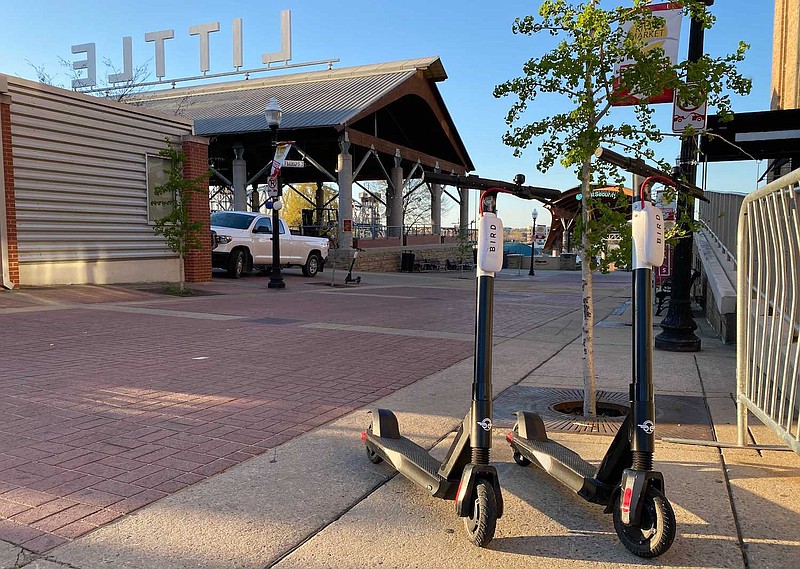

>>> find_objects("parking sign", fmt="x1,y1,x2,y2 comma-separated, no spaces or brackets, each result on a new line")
266,176,279,198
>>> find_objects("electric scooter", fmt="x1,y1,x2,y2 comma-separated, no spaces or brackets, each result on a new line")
344,247,363,284
363,173,561,547
507,150,704,558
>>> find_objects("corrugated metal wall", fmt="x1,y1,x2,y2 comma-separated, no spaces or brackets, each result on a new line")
6,76,194,266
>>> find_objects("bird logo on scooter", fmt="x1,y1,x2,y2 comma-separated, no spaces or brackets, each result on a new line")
477,418,493,432
638,420,655,434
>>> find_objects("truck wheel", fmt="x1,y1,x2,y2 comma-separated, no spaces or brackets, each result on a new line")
302,253,322,277
227,249,246,279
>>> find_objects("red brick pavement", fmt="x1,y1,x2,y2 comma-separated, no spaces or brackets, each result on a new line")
0,273,620,553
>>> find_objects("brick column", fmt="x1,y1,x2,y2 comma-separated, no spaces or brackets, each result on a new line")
181,135,211,283
0,87,20,288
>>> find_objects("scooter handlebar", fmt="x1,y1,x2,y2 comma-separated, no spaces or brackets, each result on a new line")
422,171,561,201
594,147,709,202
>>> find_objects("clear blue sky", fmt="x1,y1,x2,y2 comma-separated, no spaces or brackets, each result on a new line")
0,1,776,229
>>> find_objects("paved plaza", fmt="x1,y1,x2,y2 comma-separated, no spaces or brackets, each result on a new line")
0,269,797,568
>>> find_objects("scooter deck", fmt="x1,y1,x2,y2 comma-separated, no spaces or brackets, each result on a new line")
372,433,443,478
365,431,452,497
513,435,596,493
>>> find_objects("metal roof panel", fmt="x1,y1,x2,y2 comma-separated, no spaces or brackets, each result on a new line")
138,69,417,135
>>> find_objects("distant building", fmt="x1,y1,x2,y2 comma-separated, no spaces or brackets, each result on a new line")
769,0,800,180
772,0,800,111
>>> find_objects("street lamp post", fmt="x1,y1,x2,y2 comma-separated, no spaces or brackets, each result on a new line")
655,4,709,351
528,208,538,276
265,96,285,290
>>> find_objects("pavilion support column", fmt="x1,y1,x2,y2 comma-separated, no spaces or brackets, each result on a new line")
389,151,403,238
459,187,470,237
250,183,260,212
232,143,247,211
430,183,442,235
337,134,353,249
315,182,325,230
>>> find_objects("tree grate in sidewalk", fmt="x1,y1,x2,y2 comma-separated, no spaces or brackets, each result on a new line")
493,386,713,440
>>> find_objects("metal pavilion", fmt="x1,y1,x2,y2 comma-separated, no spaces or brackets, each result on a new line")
137,57,475,248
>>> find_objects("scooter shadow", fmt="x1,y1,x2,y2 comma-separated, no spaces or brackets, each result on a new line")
488,454,749,567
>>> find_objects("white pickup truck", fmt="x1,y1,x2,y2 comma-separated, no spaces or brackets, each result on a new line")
211,211,330,279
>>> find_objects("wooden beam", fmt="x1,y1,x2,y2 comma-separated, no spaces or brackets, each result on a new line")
343,72,472,170
344,129,466,175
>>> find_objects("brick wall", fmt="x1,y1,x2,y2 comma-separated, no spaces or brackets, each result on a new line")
348,245,465,273
0,94,19,286
181,135,211,283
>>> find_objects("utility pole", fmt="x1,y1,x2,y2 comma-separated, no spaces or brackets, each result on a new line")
655,2,711,351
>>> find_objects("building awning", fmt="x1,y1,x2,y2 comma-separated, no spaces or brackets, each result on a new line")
543,186,632,252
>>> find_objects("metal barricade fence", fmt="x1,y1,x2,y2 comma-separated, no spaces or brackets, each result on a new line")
737,167,800,454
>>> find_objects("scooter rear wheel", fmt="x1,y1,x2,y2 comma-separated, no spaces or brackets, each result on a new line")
512,450,531,467
365,445,383,464
463,480,497,547
612,486,676,558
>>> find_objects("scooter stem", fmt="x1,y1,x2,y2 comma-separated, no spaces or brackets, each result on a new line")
471,274,494,459
629,180,666,464
631,266,655,461
470,191,504,462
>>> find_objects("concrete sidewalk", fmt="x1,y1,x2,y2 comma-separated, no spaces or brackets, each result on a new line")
0,270,797,569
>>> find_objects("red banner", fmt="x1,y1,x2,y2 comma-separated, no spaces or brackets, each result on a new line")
612,2,683,106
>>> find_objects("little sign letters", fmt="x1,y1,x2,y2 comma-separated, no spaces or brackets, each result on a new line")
71,10,292,89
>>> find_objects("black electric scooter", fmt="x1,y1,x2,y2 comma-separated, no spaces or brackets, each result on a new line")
344,247,363,284
507,152,703,558
363,174,560,547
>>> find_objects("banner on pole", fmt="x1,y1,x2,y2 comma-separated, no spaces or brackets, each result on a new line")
267,142,292,197
612,2,683,106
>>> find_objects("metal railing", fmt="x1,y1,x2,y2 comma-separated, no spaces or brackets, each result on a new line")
699,190,746,265
698,190,745,269
352,224,477,242
353,224,402,240
737,167,800,454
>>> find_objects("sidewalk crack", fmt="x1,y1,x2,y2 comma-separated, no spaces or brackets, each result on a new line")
695,355,750,569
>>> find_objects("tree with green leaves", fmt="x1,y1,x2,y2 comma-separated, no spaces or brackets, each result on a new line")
151,143,210,294
280,182,339,231
495,0,751,416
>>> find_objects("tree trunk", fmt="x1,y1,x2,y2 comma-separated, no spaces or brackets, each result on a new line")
179,251,186,292
580,158,597,418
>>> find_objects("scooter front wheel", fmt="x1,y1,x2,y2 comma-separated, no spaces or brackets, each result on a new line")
612,486,676,558
463,480,497,547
